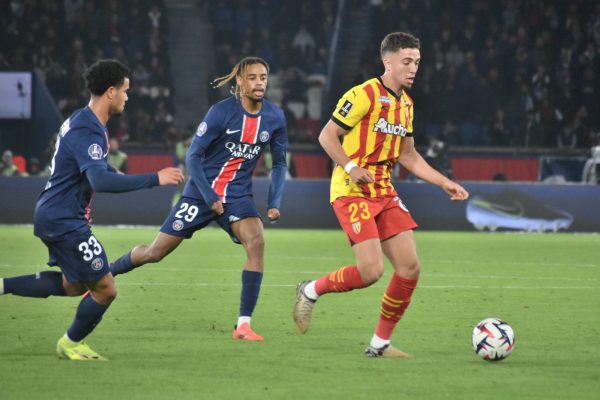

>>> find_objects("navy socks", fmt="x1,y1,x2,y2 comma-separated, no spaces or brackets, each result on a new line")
3,271,66,297
67,294,110,342
110,251,135,277
239,270,263,317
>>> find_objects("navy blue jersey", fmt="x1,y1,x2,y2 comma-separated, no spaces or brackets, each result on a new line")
34,107,110,239
184,96,288,208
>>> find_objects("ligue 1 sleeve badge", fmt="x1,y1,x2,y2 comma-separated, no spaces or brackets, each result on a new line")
260,131,270,142
87,144,103,160
196,121,207,137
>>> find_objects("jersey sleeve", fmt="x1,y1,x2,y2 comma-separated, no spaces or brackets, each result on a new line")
186,105,224,205
330,87,370,131
267,109,288,210
68,128,109,173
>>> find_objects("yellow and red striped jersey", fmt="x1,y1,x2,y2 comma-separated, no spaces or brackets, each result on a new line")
329,77,414,202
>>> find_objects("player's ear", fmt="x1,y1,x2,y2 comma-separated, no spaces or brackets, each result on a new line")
382,57,391,72
105,86,115,100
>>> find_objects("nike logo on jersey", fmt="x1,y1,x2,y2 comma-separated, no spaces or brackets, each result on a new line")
226,128,240,134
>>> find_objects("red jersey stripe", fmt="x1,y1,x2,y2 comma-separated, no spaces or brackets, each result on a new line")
348,83,375,161
241,115,260,144
212,157,244,201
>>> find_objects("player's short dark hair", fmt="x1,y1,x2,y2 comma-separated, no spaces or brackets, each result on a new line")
83,59,130,96
380,32,421,58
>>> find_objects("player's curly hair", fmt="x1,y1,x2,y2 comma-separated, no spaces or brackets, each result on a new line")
83,59,130,96
380,32,420,58
211,57,270,97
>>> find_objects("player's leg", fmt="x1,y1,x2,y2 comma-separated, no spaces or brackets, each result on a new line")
1,240,89,298
364,231,419,358
366,198,419,358
230,217,265,341
111,232,184,276
294,197,388,333
0,271,85,297
57,273,116,361
111,196,214,276
48,231,115,360
293,238,384,333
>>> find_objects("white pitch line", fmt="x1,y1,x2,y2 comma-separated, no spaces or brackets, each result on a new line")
428,274,596,282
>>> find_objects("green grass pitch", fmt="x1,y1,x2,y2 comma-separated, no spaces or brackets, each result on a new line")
0,225,598,400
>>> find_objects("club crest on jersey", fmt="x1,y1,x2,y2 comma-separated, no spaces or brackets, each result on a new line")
373,118,409,137
352,221,361,234
259,131,270,142
172,220,184,231
87,144,103,160
337,100,353,117
196,121,207,136
91,257,104,271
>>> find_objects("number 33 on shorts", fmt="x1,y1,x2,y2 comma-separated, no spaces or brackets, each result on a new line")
78,235,103,261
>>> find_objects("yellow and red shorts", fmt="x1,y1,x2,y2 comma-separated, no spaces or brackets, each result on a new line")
332,196,418,245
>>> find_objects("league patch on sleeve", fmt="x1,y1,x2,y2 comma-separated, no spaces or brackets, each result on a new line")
87,144,104,160
337,100,353,117
196,121,207,136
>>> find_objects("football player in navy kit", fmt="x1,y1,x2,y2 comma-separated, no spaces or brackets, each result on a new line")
110,57,288,341
0,59,184,360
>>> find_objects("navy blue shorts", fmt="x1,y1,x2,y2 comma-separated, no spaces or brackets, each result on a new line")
42,230,110,283
160,196,261,243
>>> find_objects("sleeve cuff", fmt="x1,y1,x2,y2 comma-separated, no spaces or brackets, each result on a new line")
331,116,352,131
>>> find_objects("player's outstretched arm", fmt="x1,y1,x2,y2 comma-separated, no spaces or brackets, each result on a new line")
85,165,182,193
397,137,469,201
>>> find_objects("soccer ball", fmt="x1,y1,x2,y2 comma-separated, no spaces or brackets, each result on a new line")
472,318,515,361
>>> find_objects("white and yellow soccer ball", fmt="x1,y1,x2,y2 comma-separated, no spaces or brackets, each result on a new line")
472,318,515,361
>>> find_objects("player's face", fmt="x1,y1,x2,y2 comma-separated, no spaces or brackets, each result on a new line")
384,48,420,91
237,63,268,103
109,78,130,116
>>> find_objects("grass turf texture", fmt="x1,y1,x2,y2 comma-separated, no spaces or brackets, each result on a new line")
0,226,598,400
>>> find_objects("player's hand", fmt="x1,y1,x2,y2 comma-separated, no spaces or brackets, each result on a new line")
157,167,184,185
442,181,469,201
211,200,224,215
348,166,374,184
267,208,280,222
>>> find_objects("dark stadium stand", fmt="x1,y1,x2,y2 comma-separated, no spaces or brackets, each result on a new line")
0,0,598,181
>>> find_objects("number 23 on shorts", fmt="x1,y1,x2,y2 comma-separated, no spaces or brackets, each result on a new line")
348,201,371,222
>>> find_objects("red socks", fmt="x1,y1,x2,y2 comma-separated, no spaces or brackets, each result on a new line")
314,265,369,295
375,273,418,340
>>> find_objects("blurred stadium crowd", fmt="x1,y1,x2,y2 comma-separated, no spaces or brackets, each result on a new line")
0,0,599,178
362,0,599,149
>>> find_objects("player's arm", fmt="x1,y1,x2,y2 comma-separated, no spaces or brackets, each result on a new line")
397,137,469,201
186,140,223,214
266,116,288,221
318,120,373,184
85,165,183,193
186,111,223,214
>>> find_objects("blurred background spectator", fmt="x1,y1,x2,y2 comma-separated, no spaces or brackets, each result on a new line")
0,0,598,182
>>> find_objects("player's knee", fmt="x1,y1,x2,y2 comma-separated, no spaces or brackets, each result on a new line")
145,246,167,263
95,287,118,305
359,261,385,284
395,258,420,279
244,233,265,254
